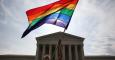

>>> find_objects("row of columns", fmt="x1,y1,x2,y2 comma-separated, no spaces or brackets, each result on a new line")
37,44,83,60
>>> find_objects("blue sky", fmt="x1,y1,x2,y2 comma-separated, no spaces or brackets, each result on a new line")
0,0,115,56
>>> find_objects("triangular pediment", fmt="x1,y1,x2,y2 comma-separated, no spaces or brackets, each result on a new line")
36,32,84,41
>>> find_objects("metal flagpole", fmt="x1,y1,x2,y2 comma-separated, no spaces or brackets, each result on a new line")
64,28,66,33
57,39,62,60
63,19,71,33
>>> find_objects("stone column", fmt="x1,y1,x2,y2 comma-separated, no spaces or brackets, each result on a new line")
49,45,52,60
69,45,72,60
81,45,84,60
62,45,65,60
75,45,79,60
55,46,57,60
42,45,45,60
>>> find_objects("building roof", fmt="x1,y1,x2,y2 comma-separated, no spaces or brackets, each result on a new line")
36,32,84,45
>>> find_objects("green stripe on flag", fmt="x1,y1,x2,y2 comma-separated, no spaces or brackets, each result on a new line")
60,8,74,16
29,17,44,28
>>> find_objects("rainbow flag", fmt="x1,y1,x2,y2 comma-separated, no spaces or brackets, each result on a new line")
22,0,79,38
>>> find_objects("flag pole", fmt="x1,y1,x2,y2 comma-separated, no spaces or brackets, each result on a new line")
57,39,62,60
64,28,66,33
63,18,71,33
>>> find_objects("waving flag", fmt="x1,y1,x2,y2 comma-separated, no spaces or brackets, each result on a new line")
22,0,79,38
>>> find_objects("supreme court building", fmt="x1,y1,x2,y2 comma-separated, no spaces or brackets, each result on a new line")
35,32,84,60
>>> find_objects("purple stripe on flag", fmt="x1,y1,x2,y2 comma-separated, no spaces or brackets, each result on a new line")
56,20,66,28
